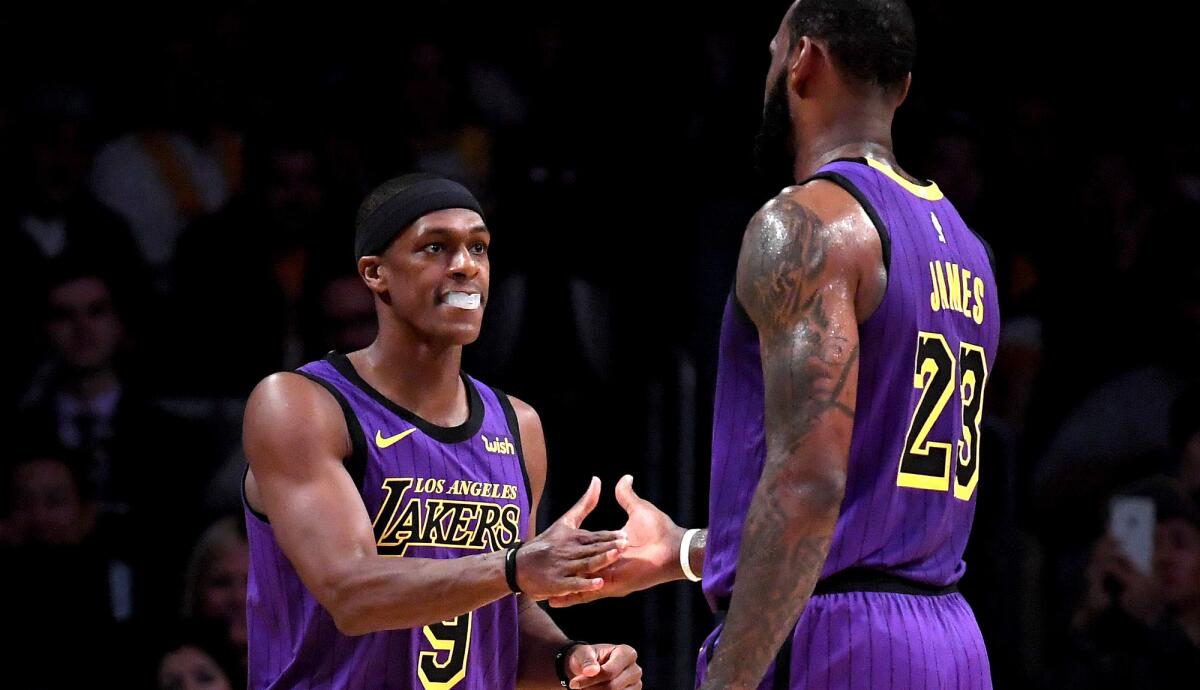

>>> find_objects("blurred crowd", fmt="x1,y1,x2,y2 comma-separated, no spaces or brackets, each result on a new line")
1,3,1198,688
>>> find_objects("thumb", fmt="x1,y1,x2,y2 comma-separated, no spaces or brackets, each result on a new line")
568,644,602,679
560,476,601,529
615,474,641,514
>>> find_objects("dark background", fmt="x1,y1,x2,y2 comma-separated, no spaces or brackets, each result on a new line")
2,1,1199,688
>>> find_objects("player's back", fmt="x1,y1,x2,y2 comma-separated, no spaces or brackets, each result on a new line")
704,157,1000,608
244,353,531,690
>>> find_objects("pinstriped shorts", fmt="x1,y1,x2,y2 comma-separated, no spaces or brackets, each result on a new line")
695,591,992,690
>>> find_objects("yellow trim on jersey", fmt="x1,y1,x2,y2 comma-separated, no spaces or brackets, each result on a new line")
897,332,955,492
954,343,988,502
866,158,945,201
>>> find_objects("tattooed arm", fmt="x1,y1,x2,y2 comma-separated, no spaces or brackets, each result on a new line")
699,186,865,689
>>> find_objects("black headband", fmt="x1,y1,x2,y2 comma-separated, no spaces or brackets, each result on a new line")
354,178,484,258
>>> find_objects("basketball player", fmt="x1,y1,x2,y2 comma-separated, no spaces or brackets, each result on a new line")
551,1,998,688
242,174,643,689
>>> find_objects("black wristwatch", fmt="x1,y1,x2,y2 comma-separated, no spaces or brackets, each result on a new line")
554,639,588,687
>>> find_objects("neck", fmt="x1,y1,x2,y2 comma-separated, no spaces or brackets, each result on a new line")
353,318,467,427
61,368,119,402
792,100,897,182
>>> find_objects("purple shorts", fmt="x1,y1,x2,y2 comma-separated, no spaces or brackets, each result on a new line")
695,591,992,690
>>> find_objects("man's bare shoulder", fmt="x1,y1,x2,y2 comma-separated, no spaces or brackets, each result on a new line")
244,371,350,468
737,181,883,327
776,179,878,240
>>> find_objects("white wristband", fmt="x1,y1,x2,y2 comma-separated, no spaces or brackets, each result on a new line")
680,528,702,582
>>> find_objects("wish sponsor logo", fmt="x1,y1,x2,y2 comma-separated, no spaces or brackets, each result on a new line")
481,435,516,456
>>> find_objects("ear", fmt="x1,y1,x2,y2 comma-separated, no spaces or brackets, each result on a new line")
358,256,388,296
787,35,818,96
896,72,913,107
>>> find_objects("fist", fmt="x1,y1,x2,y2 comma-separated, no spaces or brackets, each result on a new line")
564,643,642,690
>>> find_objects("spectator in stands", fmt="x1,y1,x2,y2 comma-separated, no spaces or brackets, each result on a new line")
168,128,342,395
16,260,212,521
182,516,250,674
1170,387,1200,503
14,259,215,622
1057,475,1200,689
89,29,234,273
0,447,136,687
154,622,241,690
0,87,149,405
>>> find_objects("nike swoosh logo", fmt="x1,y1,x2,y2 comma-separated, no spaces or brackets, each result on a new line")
375,428,417,448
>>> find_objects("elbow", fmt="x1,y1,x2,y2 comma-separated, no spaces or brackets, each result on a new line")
321,572,375,637
776,468,847,520
331,610,370,638
804,470,848,518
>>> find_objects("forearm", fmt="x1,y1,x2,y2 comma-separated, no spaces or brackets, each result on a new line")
516,596,571,688
701,466,842,689
329,550,510,635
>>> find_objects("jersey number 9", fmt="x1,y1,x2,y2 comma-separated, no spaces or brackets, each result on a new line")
419,612,472,690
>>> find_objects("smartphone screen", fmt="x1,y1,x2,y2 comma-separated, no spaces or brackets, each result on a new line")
1109,495,1156,575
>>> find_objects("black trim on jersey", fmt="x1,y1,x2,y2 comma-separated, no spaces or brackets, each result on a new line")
731,285,756,332
811,568,958,596
772,634,794,690
242,464,270,524
493,389,534,509
299,370,370,492
807,169,892,274
325,352,484,444
713,569,957,612
967,226,998,275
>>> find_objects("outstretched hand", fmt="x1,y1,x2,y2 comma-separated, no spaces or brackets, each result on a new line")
517,477,628,600
549,475,685,607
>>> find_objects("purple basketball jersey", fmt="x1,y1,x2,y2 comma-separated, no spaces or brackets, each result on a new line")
704,157,1001,608
245,353,532,690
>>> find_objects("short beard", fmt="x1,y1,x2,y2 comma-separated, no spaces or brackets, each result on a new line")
753,72,796,189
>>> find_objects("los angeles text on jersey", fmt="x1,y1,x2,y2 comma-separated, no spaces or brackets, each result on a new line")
372,477,522,556
928,260,986,324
